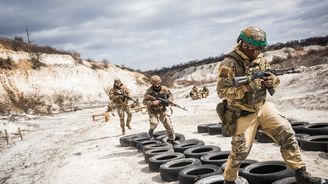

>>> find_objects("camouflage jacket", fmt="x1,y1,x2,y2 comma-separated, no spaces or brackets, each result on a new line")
216,48,280,112
143,86,173,112
109,85,130,107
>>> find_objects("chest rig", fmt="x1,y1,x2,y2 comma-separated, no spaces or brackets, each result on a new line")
225,51,267,110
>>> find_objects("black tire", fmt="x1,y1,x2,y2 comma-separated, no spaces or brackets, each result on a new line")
208,124,222,135
256,130,274,143
272,177,296,184
221,159,258,173
130,136,151,147
153,130,167,138
290,121,309,134
179,164,223,184
173,139,205,153
200,151,230,167
299,135,328,152
195,175,249,184
155,134,167,141
302,123,328,135
240,160,294,184
148,152,185,172
184,145,221,159
161,133,186,143
144,147,174,163
197,123,218,133
136,140,160,152
159,158,202,182
119,132,147,147
143,143,172,154
294,133,310,146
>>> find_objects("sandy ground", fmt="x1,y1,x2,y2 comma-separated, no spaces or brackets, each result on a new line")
0,82,328,184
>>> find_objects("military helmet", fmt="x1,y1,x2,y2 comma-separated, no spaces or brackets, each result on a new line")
114,78,121,85
237,26,267,47
150,75,162,85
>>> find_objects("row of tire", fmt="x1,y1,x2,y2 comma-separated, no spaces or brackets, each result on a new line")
197,122,328,152
119,131,314,184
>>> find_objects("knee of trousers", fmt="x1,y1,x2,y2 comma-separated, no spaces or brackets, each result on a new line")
230,134,251,161
268,127,299,151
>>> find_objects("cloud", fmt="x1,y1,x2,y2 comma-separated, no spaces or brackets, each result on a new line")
0,0,327,71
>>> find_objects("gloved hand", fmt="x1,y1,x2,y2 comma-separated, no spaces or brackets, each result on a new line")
263,73,277,88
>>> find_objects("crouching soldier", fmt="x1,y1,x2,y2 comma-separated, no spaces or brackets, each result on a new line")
200,86,209,98
190,86,200,100
143,75,177,145
109,78,132,135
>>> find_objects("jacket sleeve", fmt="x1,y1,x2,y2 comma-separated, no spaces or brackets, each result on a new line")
216,59,248,100
143,89,153,106
109,88,115,100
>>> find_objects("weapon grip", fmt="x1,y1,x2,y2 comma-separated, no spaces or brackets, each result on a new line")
267,87,275,96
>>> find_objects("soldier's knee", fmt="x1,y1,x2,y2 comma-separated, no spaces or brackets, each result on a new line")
269,127,299,150
231,134,250,160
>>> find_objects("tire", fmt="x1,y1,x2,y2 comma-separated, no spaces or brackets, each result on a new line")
200,151,230,167
179,164,222,184
256,130,274,143
159,158,202,182
144,147,174,163
148,152,185,172
195,175,249,184
294,133,310,146
290,121,309,134
153,130,167,138
143,143,172,154
119,132,147,147
197,123,218,133
155,134,167,141
221,159,258,173
136,140,160,152
302,123,328,135
299,135,328,152
208,124,222,135
240,161,294,184
130,136,151,147
173,139,205,153
184,145,221,159
272,177,296,184
160,133,186,143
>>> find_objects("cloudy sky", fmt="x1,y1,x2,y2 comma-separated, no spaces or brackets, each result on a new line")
1,0,327,71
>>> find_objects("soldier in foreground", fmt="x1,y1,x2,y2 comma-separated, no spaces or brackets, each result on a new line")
216,26,326,184
143,75,177,145
109,78,132,135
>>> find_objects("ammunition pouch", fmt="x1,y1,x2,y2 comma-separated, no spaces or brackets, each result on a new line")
216,100,254,136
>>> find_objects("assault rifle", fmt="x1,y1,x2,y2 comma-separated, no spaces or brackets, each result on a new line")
145,94,188,111
114,92,139,104
234,70,275,96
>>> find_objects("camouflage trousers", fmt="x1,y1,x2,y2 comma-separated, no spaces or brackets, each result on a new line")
148,110,175,140
117,106,132,129
224,102,305,181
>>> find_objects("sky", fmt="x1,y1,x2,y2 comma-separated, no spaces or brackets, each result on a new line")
0,0,327,71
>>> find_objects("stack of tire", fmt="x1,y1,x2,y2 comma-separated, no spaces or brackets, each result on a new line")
197,123,231,137
290,121,328,152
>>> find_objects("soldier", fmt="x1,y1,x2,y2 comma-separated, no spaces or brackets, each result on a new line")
190,85,200,100
143,75,177,145
216,26,326,184
200,86,209,98
109,78,132,135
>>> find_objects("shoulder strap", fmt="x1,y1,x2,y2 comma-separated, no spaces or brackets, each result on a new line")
225,51,246,73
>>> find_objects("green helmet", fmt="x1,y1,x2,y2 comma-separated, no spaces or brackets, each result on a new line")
237,26,267,47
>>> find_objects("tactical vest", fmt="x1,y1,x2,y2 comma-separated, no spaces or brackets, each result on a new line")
112,87,128,106
225,51,267,111
148,86,170,112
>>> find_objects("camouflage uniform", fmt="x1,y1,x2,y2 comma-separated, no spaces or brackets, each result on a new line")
217,27,306,182
190,86,200,100
143,75,176,141
109,79,132,135
200,86,209,98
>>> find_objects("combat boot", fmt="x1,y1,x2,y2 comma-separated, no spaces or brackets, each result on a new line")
126,124,131,129
122,128,126,135
295,167,327,184
224,180,236,184
148,129,154,140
